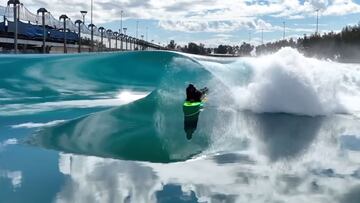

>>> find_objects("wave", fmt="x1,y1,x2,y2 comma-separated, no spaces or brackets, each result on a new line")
18,48,360,162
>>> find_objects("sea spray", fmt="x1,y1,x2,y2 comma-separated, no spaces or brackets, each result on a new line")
199,47,360,116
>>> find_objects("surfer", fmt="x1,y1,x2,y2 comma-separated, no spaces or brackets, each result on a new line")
184,84,208,140
186,84,208,102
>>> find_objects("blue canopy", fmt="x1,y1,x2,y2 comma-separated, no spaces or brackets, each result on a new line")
8,21,45,39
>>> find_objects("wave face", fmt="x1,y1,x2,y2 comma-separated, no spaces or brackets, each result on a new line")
10,48,360,163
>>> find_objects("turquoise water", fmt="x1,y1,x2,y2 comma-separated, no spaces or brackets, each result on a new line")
2,49,360,202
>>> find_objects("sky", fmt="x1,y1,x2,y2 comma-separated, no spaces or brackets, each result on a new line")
2,0,360,47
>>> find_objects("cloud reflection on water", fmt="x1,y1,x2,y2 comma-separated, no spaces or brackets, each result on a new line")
54,114,360,203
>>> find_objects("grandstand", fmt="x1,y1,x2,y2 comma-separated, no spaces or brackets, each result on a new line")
0,2,163,53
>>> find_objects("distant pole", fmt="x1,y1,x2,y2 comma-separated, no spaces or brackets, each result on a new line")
119,31,123,50
106,29,112,51
14,3,17,53
37,8,48,54
123,28,127,50
75,20,82,53
283,21,285,40
316,9,319,36
248,30,251,43
91,0,93,25
261,28,264,44
119,33,123,50
120,10,123,34
42,11,46,53
80,11,87,25
136,20,139,50
91,0,93,51
136,20,138,38
125,36,128,50
59,14,69,53
113,32,118,50
146,26,148,41
98,27,105,52
88,24,95,52
8,0,20,54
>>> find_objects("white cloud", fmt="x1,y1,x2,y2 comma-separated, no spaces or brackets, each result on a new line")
11,0,360,28
1,0,360,44
158,19,256,33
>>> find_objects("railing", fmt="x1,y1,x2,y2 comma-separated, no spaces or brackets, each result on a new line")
0,3,163,53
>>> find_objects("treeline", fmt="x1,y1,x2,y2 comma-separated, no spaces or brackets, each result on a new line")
167,40,255,56
167,23,360,61
257,23,360,61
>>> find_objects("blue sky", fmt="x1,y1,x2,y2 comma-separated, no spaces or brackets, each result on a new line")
4,0,360,47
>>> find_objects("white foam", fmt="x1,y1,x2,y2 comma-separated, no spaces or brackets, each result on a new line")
202,47,360,116
11,120,66,129
0,91,148,116
0,138,18,151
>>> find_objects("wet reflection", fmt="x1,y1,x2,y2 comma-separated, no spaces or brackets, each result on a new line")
340,185,360,203
55,144,360,203
31,105,328,163
46,113,360,202
243,112,323,161
212,153,255,165
30,91,213,163
155,184,198,203
57,154,160,203
183,111,200,140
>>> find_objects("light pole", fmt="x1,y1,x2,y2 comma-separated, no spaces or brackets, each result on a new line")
88,23,95,52
125,35,128,51
261,28,264,45
136,20,139,38
131,37,135,50
146,26,148,41
128,36,131,50
75,20,82,53
120,10,123,33
316,9,319,36
248,30,251,43
113,31,119,50
98,27,105,52
37,7,48,54
59,14,69,53
7,0,20,54
283,21,285,40
80,11,87,25
119,33,123,51
106,29,112,51
91,0,93,25
136,20,139,50
90,0,93,50
123,27,127,50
